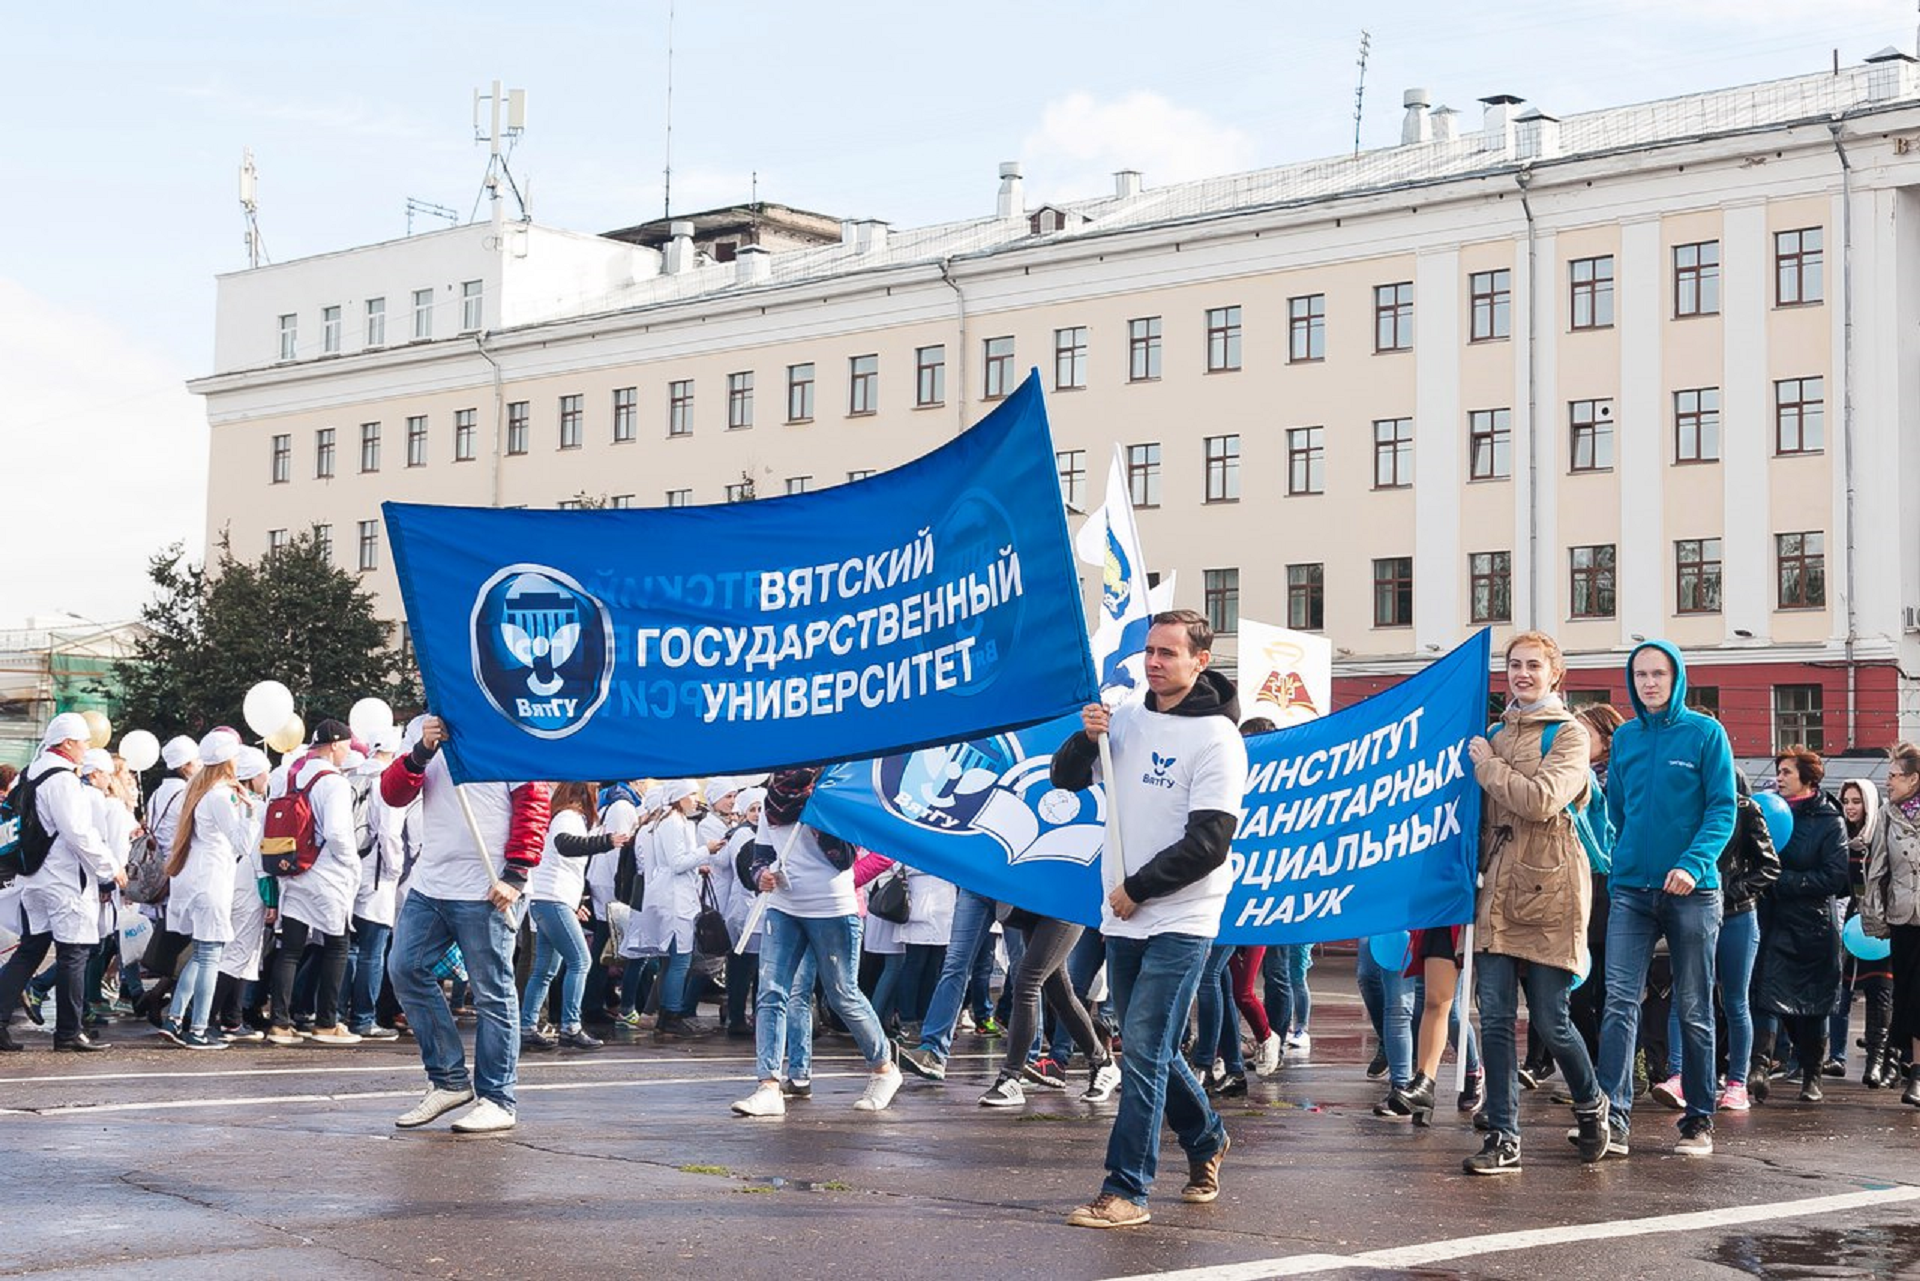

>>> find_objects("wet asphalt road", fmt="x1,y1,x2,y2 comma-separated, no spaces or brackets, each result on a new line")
4,960,1920,1281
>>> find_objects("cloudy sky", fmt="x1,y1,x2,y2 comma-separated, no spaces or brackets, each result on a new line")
2,0,1911,628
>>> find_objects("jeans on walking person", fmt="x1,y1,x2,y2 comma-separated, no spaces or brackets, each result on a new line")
1667,906,1759,1084
904,888,997,1062
389,892,525,1112
1190,943,1245,1079
167,940,226,1036
1356,944,1417,1087
1601,885,1721,1124
346,916,394,1034
520,900,592,1032
753,910,888,1082
1477,954,1601,1142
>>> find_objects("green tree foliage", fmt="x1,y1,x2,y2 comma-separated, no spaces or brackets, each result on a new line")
119,532,420,742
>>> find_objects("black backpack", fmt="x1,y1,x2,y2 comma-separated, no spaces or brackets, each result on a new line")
0,763,72,886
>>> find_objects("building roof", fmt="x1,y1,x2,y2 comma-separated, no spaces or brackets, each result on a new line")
601,202,846,249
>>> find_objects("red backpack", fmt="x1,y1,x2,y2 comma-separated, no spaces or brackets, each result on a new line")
260,767,328,877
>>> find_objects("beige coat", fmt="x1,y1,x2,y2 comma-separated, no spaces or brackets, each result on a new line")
1472,704,1593,974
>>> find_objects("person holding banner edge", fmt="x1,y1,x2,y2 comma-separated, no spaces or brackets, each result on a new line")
1051,609,1246,1230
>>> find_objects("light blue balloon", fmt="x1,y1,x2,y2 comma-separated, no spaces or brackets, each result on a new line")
1369,931,1411,972
1843,914,1891,962
1753,790,1794,851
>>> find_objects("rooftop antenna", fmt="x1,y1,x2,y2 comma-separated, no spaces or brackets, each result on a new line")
1353,30,1372,157
663,0,676,218
472,80,530,228
406,197,460,235
239,148,268,268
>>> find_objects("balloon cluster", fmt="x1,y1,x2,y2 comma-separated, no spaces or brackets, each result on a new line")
104,683,400,774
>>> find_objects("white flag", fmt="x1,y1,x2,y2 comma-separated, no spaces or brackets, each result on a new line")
1075,444,1153,701
1235,619,1333,729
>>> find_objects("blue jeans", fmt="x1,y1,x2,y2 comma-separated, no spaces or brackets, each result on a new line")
1477,952,1600,1143
1668,906,1760,1082
521,901,591,1031
346,917,392,1033
1102,933,1226,1204
390,892,525,1112
784,944,818,1081
1191,943,1244,1075
1284,943,1313,1033
167,940,225,1035
914,888,997,1059
1356,943,1417,1087
657,942,693,1018
754,910,888,1082
1601,884,1721,1125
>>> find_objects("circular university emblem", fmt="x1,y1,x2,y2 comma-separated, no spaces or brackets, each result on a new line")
469,565,615,739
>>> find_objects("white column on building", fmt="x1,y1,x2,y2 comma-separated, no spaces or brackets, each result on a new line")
1414,247,1463,648
1720,202,1772,641
1616,219,1663,640
1523,231,1559,632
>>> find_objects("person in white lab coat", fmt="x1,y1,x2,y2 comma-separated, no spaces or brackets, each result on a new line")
266,719,361,1047
636,781,713,1036
347,733,407,1039
160,731,248,1049
211,747,274,1041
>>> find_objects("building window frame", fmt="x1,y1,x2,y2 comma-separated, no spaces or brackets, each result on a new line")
1775,377,1825,455
1468,407,1511,480
612,386,637,443
1288,293,1326,362
1470,550,1512,624
983,336,1015,399
1372,556,1414,628
454,408,477,462
1057,449,1087,511
1054,326,1088,390
727,371,754,429
915,345,945,407
668,380,694,437
1672,240,1721,318
1569,255,1614,330
1773,684,1826,753
1676,537,1723,615
406,416,427,467
787,363,815,423
1203,568,1240,635
1372,417,1414,490
1287,426,1325,496
1206,305,1242,372
848,355,879,415
558,393,583,450
1569,398,1615,472
1127,317,1162,382
314,427,336,480
459,279,483,332
1468,269,1511,342
1569,543,1617,619
1125,442,1161,508
364,296,386,348
356,520,379,572
1775,227,1824,307
665,489,692,508
1776,531,1826,609
321,305,342,355
358,421,380,473
411,288,433,341
270,433,291,484
277,313,298,362
1287,562,1325,631
1674,387,1721,463
1374,282,1413,352
1204,434,1241,503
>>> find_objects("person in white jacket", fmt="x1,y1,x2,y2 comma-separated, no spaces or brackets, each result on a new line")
636,781,712,1036
267,719,362,1047
160,730,247,1050
212,747,273,1041
520,781,630,1050
0,713,125,1052
711,788,764,1038
347,735,407,1039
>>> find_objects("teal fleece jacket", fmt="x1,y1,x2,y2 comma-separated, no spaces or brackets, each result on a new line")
1604,640,1737,892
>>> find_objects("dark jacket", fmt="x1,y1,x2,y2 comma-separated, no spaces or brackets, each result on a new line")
1718,795,1781,918
1753,790,1848,1018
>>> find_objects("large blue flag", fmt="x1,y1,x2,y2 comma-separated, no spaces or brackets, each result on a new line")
384,373,1097,782
804,629,1490,944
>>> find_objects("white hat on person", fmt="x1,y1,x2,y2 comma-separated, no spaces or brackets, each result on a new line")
199,729,242,766
42,712,91,750
236,747,272,782
161,735,199,770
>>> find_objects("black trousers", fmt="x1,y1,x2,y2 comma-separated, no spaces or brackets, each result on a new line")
270,918,349,1030
0,931,91,1041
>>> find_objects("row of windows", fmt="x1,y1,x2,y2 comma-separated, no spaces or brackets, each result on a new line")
266,520,382,573
276,282,483,362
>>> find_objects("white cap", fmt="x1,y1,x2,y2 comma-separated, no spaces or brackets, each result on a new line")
81,748,114,777
340,749,367,772
199,729,242,766
42,712,91,750
641,785,665,815
372,729,404,756
161,735,199,770
735,786,766,813
236,747,272,781
662,779,699,807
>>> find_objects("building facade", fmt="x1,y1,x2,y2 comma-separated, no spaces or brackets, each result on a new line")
191,57,1920,756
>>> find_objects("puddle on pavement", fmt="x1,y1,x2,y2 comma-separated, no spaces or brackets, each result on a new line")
1712,1223,1920,1279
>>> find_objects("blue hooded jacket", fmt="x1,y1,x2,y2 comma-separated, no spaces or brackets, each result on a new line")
1603,640,1737,892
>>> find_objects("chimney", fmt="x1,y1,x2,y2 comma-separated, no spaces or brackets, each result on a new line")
1866,47,1916,101
1431,105,1459,142
663,219,697,274
997,161,1024,219
841,218,889,253
1401,88,1432,144
1480,94,1524,155
1515,107,1561,160
1113,169,1143,198
735,243,771,285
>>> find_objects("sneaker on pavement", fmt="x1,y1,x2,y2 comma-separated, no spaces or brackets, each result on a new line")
1650,1073,1685,1110
976,1016,1005,1038
22,993,44,1026
782,1077,812,1099
1567,1117,1630,1156
1083,1061,1122,1103
1181,1132,1230,1203
159,1018,185,1047
1021,1056,1068,1089
265,1025,303,1047
1675,1117,1713,1157
1463,1134,1522,1175
980,1075,1026,1108
896,1045,946,1081
395,1086,475,1129
309,1025,363,1047
1718,1081,1752,1112
732,1083,787,1117
1255,1032,1284,1077
180,1028,229,1051
521,1026,559,1052
557,1026,603,1050
1517,1065,1539,1091
1364,1050,1389,1081
357,1025,401,1042
853,1064,903,1111
1573,1094,1611,1164
450,1098,516,1134
221,1025,266,1043
1066,1193,1150,1229
1284,1031,1311,1056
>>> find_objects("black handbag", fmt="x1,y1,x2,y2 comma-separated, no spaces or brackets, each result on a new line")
693,877,731,956
867,865,910,925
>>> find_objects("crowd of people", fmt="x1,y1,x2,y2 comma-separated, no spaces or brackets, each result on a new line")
4,614,1920,1225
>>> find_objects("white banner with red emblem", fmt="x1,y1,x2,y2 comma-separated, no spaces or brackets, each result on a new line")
1236,619,1332,728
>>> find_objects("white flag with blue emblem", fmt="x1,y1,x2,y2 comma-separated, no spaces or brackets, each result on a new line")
1074,444,1153,702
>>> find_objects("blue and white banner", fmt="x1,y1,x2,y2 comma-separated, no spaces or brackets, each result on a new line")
1074,444,1153,698
805,629,1490,944
384,373,1098,783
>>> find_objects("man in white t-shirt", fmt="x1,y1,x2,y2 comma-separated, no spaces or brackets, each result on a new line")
1050,609,1248,1230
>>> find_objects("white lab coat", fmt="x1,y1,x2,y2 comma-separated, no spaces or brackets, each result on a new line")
710,824,762,955
632,810,707,955
895,868,958,947
352,789,409,928
165,782,249,945
17,754,120,945
275,757,361,938
220,790,270,981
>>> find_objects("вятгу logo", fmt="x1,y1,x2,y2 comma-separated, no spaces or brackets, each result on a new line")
470,565,614,738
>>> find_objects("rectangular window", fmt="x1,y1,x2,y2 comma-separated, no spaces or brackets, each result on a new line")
1374,282,1413,352
1206,306,1242,371
270,434,291,484
1775,377,1825,454
1126,442,1161,508
1672,241,1721,317
1676,537,1723,614
321,305,342,354
668,381,693,437
1289,294,1326,362
1674,388,1721,463
278,313,297,361
364,297,386,348
665,489,692,508
1048,326,1087,391
1777,531,1826,608
1470,551,1512,624
724,481,752,503
1204,434,1241,502
356,520,379,572
314,428,335,479
1468,408,1512,480
983,336,1015,398
787,363,815,422
358,422,380,473
1127,317,1162,381
848,355,878,415
460,280,483,332
1688,686,1721,718
1570,399,1615,472
727,372,753,429
1204,568,1240,635
915,345,945,407
1569,255,1614,329
785,476,813,496
1057,449,1087,511
559,394,583,449
612,387,637,443
609,494,634,509
1776,228,1824,306
847,469,875,482
1774,684,1825,753
412,288,433,340
1287,563,1325,631
406,416,427,467
1569,544,1617,619
454,408,477,461
314,523,333,562
1373,557,1413,627
1469,269,1511,341
1373,417,1414,489
268,528,288,554
1287,427,1325,496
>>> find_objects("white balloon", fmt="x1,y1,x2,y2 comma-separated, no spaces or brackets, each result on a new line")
243,680,295,738
118,729,161,772
348,696,394,744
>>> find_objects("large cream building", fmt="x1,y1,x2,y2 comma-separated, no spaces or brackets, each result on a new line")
192,54,1920,757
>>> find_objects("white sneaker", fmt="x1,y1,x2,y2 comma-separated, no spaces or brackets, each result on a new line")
308,1026,363,1047
1083,1061,1122,1103
1254,1031,1284,1076
1285,1031,1312,1057
449,1097,517,1134
394,1085,475,1129
731,1083,787,1117
853,1064,902,1112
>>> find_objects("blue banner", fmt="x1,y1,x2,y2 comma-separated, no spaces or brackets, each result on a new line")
384,373,1098,782
804,629,1490,944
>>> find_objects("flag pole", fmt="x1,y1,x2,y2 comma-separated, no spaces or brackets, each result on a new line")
733,820,805,955
1455,922,1476,1097
451,783,501,891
